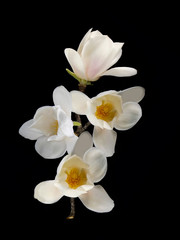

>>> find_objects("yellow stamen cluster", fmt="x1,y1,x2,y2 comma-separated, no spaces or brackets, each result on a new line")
95,101,116,122
65,168,87,189
51,120,59,135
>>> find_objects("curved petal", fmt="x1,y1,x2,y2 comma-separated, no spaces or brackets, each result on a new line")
77,28,93,54
71,131,93,158
32,106,57,136
83,147,107,182
93,127,117,157
118,86,145,103
79,185,114,213
53,86,72,116
115,102,142,130
35,136,66,159
34,180,63,204
64,48,86,80
65,135,78,155
81,35,115,80
101,67,137,77
19,119,43,140
71,90,90,115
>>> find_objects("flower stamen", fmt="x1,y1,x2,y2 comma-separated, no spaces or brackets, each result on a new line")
65,168,87,189
51,120,59,135
95,101,117,122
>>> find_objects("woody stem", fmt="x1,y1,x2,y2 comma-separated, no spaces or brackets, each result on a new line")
66,198,75,219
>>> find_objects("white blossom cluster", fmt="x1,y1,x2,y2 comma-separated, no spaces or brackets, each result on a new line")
19,29,145,215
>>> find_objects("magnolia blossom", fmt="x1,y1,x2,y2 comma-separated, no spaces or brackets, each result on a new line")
71,86,145,157
65,28,137,82
34,132,114,213
19,86,78,159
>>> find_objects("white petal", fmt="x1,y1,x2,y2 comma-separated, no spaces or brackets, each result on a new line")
64,48,86,80
118,86,145,103
115,102,142,130
79,185,114,213
35,136,66,159
93,127,117,157
32,106,57,136
77,28,93,54
71,131,93,158
83,147,107,182
102,67,137,77
60,117,74,138
34,180,63,204
81,35,114,80
65,135,78,155
53,86,72,116
71,90,90,115
19,119,43,140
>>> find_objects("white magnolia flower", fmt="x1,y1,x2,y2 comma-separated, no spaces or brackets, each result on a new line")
34,132,114,213
71,86,145,157
65,28,137,82
19,86,78,159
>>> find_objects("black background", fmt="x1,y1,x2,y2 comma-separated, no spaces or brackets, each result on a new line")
2,2,179,237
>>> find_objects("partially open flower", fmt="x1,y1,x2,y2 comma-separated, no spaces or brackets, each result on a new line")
71,86,145,157
65,28,137,82
34,132,114,213
19,86,78,159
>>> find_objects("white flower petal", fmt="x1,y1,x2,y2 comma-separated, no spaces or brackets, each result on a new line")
71,90,90,115
71,131,93,158
102,67,137,77
64,48,86,80
77,28,93,54
65,135,78,155
19,119,43,140
118,86,145,103
115,102,142,130
93,127,117,157
83,147,107,182
79,185,114,213
60,117,74,137
81,35,114,80
53,86,72,116
32,106,57,136
35,136,66,159
34,180,63,204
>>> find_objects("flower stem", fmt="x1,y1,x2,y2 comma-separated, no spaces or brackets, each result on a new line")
66,198,75,219
76,121,91,135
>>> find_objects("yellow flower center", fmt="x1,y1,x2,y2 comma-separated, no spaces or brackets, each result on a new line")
95,101,117,122
65,168,87,189
51,120,59,135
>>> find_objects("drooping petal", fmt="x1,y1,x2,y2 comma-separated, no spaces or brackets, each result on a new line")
65,135,78,155
101,67,137,77
64,48,86,80
71,131,93,158
93,126,117,157
79,185,114,213
35,136,66,159
118,86,145,103
53,86,72,116
115,102,142,130
19,119,43,140
83,147,107,182
34,180,63,204
71,90,90,115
